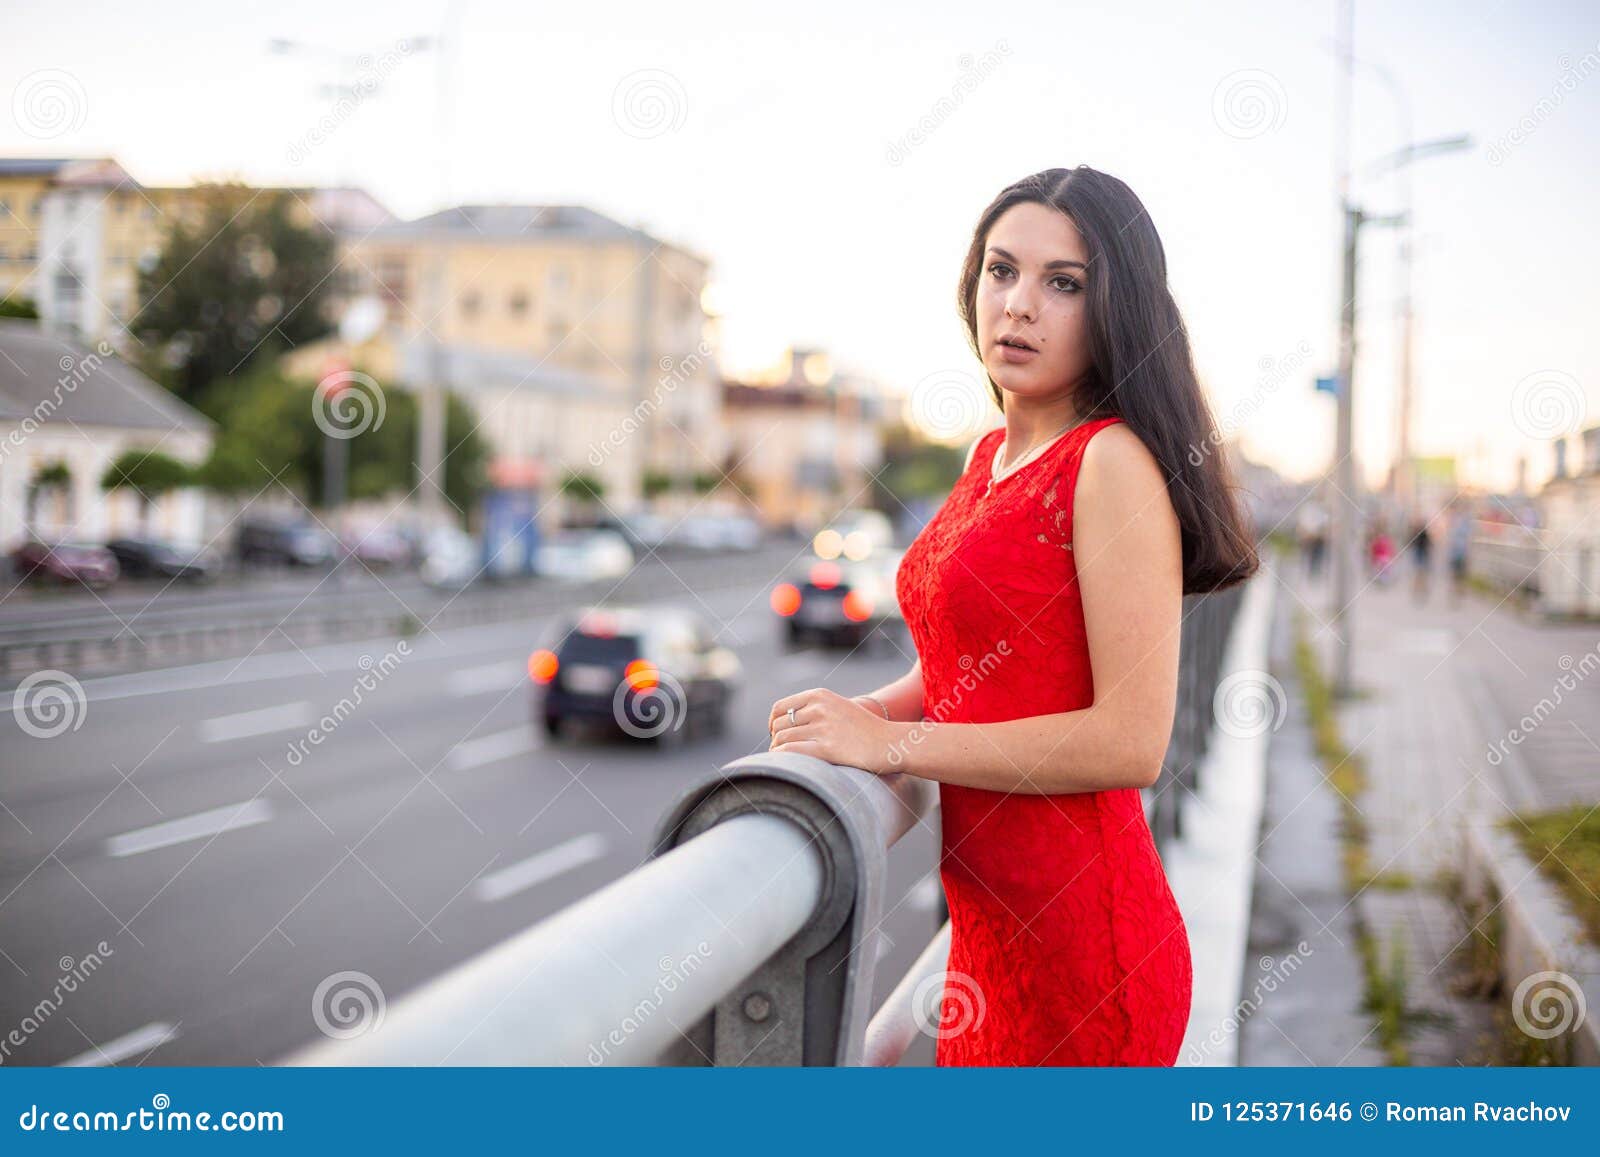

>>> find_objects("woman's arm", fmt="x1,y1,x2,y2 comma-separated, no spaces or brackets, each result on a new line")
850,657,924,723
873,424,1182,793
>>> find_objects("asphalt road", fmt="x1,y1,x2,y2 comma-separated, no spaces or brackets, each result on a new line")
0,565,943,1067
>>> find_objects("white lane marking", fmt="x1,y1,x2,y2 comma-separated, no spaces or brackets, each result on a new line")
447,726,537,772
105,799,275,858
197,701,312,744
446,660,525,698
60,1021,181,1066
473,833,610,903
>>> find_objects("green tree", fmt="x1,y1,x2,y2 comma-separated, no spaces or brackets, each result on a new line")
194,366,488,517
133,184,336,407
0,297,40,320
101,450,193,533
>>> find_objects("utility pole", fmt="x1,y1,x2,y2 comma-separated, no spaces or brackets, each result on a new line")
1330,0,1358,698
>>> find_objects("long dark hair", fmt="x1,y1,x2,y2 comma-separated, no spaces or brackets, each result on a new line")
957,165,1258,593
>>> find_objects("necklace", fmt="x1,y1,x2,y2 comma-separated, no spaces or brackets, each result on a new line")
986,417,1082,496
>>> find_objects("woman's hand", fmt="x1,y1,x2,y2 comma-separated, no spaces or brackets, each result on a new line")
766,688,900,774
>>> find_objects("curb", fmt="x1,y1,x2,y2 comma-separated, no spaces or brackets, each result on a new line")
1461,815,1600,1065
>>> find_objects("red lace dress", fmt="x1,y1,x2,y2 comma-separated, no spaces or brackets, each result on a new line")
894,416,1192,1066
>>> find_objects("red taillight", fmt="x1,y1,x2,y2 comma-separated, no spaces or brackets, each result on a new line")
770,582,802,616
624,658,659,691
528,649,559,684
809,560,841,590
842,590,873,622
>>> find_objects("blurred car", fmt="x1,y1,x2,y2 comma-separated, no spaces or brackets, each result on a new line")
419,525,480,589
771,552,906,650
812,507,894,561
589,510,673,553
528,605,741,744
672,512,764,552
105,537,213,582
536,529,634,581
342,525,413,570
236,518,338,567
10,540,119,588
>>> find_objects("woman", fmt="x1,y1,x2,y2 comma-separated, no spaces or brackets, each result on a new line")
767,166,1257,1066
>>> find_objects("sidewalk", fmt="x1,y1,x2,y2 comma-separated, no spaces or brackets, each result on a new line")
1250,549,1599,1064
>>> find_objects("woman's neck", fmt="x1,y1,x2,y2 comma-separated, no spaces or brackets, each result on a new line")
1002,396,1082,460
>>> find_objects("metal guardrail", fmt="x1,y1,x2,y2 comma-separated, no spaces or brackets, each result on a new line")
1148,587,1245,848
285,582,1254,1068
1468,522,1600,619
285,753,938,1067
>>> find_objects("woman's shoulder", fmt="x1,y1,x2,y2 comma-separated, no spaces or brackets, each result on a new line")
1071,417,1163,498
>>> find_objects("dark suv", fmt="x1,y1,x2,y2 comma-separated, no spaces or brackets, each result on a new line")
528,606,742,745
236,518,338,567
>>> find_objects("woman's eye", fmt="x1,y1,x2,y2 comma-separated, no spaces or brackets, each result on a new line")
987,263,1012,280
1052,276,1081,294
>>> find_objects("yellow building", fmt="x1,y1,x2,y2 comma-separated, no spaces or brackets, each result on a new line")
335,204,723,507
0,156,390,346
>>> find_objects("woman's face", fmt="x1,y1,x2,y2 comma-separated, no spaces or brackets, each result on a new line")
975,201,1094,406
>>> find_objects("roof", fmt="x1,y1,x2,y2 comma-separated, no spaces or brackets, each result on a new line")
393,332,626,402
0,321,214,435
367,203,709,266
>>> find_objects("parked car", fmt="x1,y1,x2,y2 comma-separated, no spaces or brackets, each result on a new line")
104,537,213,582
771,552,906,650
419,525,480,589
536,529,635,581
10,540,119,588
342,525,413,570
672,513,764,552
527,605,741,744
812,508,894,561
236,518,338,567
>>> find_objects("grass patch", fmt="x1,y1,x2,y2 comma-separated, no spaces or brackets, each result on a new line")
1507,804,1600,949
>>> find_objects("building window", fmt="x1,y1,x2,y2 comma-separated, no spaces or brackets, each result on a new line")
375,256,409,306
460,290,482,320
508,288,530,317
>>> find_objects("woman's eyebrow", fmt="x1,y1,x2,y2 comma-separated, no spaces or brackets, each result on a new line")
987,245,1086,272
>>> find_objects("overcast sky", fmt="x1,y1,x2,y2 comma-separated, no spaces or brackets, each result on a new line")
5,0,1595,491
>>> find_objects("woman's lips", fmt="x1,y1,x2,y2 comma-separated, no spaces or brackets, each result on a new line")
997,343,1039,364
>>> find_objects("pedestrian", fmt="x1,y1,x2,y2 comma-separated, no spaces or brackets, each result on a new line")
767,166,1258,1066
1369,520,1396,584
1409,518,1433,602
1447,510,1473,606
1297,501,1329,582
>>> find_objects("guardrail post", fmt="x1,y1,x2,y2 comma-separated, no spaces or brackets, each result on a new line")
649,753,932,1066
